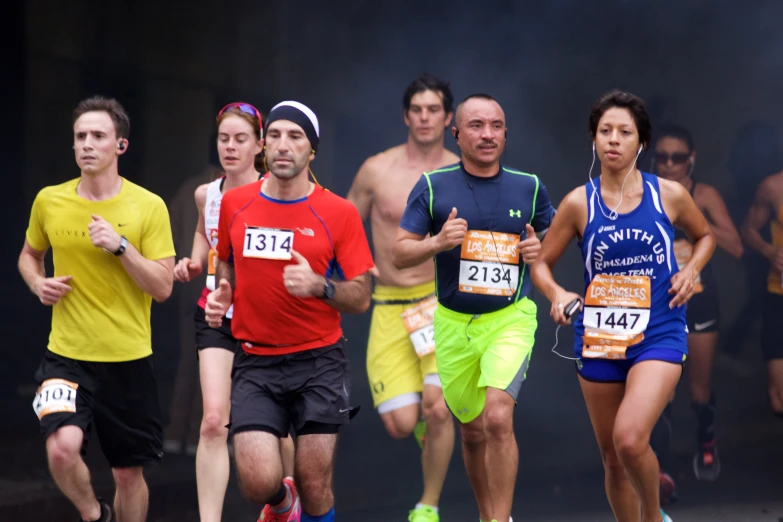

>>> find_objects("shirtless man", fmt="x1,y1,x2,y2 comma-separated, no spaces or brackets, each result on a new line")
741,171,783,420
347,74,458,522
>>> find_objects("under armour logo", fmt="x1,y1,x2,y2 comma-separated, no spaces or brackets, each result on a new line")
509,209,522,218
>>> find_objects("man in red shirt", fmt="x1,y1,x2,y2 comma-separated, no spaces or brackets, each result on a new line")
205,101,373,522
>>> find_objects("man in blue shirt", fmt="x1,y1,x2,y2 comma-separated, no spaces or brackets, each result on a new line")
392,94,555,522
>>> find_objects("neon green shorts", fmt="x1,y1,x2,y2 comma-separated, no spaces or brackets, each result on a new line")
434,299,537,424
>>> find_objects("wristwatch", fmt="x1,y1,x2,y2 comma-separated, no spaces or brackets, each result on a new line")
113,236,128,256
323,279,336,299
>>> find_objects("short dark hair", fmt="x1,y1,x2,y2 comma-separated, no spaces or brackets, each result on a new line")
459,93,496,105
656,124,695,152
588,90,651,150
454,93,500,125
403,74,454,114
72,96,131,139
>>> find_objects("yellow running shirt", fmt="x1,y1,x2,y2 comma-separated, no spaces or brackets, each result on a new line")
25,178,176,362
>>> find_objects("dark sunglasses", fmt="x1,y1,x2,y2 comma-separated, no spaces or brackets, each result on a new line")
217,102,263,127
654,152,690,165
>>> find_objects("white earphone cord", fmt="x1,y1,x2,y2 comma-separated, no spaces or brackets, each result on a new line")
549,143,643,362
551,323,580,361
588,145,643,221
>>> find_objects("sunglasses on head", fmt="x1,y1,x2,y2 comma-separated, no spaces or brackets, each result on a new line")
217,102,263,127
654,152,691,165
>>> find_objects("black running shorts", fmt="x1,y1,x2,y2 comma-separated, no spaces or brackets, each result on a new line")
34,350,163,468
230,341,352,438
762,292,783,361
194,305,236,352
686,288,720,334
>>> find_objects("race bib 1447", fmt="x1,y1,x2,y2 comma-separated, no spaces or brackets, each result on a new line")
582,274,651,360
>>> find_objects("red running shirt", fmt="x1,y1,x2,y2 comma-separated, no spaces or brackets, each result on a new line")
217,180,374,355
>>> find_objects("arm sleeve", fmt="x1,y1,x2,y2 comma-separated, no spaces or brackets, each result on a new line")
399,174,433,236
531,178,556,232
140,196,177,260
25,189,50,251
330,202,375,281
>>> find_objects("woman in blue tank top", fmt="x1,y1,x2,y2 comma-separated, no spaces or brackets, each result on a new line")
531,90,715,522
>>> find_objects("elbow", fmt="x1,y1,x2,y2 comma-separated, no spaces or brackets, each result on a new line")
352,293,371,314
152,280,174,303
390,246,406,270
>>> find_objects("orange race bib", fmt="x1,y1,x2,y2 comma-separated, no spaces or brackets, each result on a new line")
673,239,702,293
401,295,438,357
582,274,651,360
458,230,520,296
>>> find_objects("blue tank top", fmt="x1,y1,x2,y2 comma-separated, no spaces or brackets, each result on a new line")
572,172,687,359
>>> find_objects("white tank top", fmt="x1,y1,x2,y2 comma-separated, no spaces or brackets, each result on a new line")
204,177,233,319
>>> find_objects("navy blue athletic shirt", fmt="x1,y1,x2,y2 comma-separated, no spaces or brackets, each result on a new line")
400,162,555,315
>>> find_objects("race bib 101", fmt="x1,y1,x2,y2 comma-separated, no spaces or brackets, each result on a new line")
458,230,520,296
33,379,79,420
243,227,294,260
401,295,438,357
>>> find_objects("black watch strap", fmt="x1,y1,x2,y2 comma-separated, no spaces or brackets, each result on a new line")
322,279,336,299
113,236,128,256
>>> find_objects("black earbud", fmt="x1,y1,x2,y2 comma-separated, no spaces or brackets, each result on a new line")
454,129,459,141
118,142,125,151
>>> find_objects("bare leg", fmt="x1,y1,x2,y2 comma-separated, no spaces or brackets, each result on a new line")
419,384,454,507
578,377,640,522
614,361,682,522
112,467,148,522
459,414,492,522
482,387,516,522
295,433,338,516
195,348,233,522
46,426,101,521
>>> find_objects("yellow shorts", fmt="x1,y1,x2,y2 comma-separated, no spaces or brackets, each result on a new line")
367,281,438,411
434,299,537,424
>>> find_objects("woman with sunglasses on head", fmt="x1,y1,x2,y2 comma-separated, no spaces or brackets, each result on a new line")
172,102,295,522
531,91,715,522
649,125,743,497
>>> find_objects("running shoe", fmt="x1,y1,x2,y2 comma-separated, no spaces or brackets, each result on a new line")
659,470,678,505
258,477,300,522
660,508,673,522
408,505,439,522
693,439,721,482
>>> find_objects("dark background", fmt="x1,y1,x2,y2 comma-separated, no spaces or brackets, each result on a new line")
3,1,783,520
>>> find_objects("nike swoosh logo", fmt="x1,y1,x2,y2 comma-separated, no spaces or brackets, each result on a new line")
339,408,350,413
118,223,128,227
693,319,717,331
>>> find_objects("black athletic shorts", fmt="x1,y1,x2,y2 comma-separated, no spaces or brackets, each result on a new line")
230,341,352,438
686,288,720,334
33,350,163,468
194,305,236,352
762,292,783,361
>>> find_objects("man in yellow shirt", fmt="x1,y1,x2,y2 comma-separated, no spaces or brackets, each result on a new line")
18,96,176,522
